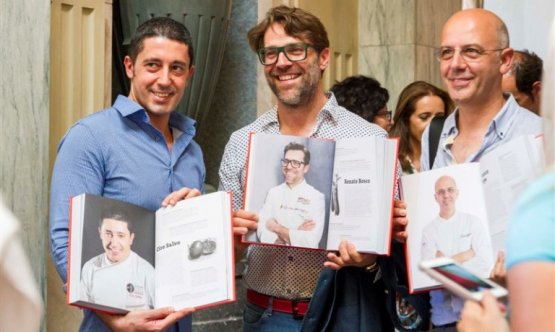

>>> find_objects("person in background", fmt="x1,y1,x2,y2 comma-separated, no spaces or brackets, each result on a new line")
501,49,543,115
331,75,393,131
457,19,555,332
390,81,454,174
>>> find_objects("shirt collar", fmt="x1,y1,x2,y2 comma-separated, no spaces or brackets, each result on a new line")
487,93,519,140
113,95,197,136
442,93,517,141
260,92,338,135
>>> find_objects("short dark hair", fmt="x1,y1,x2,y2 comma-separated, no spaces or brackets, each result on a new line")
128,16,194,67
330,75,389,122
247,5,329,53
512,50,543,101
99,210,133,233
283,142,310,165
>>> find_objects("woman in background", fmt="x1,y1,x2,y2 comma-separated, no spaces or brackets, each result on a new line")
390,81,453,174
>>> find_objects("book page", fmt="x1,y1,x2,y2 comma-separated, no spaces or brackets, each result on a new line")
326,136,396,254
154,192,234,310
403,164,493,292
479,135,545,253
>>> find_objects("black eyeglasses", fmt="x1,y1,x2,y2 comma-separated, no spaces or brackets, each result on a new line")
258,43,314,65
435,46,504,62
281,158,305,168
374,110,392,121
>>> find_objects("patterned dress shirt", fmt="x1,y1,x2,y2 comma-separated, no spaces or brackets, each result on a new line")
218,93,387,299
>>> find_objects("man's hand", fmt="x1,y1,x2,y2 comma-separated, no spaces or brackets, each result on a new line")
393,200,408,243
97,307,195,332
490,251,506,286
452,248,475,263
161,187,201,207
324,240,377,270
297,219,315,231
457,292,509,332
232,209,258,236
435,250,445,258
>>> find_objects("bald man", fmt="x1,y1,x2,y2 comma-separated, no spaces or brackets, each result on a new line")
417,9,542,330
421,176,493,274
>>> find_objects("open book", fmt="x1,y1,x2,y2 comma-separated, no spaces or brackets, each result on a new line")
403,134,544,292
243,132,399,254
67,192,235,314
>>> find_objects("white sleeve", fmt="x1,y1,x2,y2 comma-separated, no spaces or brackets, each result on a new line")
421,222,437,260
289,191,326,248
257,189,278,244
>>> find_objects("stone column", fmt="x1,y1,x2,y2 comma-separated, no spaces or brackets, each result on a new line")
358,0,460,109
0,1,50,330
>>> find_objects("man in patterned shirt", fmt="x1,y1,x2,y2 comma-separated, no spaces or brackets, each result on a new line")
219,5,402,331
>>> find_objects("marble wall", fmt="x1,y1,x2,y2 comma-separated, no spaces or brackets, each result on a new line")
359,0,460,111
0,0,50,330
196,0,258,189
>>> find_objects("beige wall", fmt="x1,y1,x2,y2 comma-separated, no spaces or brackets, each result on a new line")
256,0,460,116
48,1,113,331
359,0,461,112
0,0,50,330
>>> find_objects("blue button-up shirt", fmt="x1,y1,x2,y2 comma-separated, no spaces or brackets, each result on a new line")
49,95,205,332
421,94,542,170
420,94,542,325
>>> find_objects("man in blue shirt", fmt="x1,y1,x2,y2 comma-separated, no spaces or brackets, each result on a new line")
50,17,205,332
417,9,542,331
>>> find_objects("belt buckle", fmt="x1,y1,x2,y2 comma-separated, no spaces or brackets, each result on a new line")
291,299,305,320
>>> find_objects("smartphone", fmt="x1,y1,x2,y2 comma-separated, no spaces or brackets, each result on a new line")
419,257,508,301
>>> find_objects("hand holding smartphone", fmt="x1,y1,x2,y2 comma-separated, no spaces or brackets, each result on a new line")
419,257,508,301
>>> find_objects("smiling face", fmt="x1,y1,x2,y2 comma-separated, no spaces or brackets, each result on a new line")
262,23,329,108
409,95,446,144
282,149,309,187
125,36,195,121
439,10,512,107
434,176,459,213
99,218,135,263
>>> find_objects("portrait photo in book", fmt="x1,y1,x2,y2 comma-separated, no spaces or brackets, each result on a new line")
244,135,334,249
244,133,398,254
403,163,494,292
79,197,156,311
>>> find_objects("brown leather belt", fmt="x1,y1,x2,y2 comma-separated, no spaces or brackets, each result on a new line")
246,289,310,318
